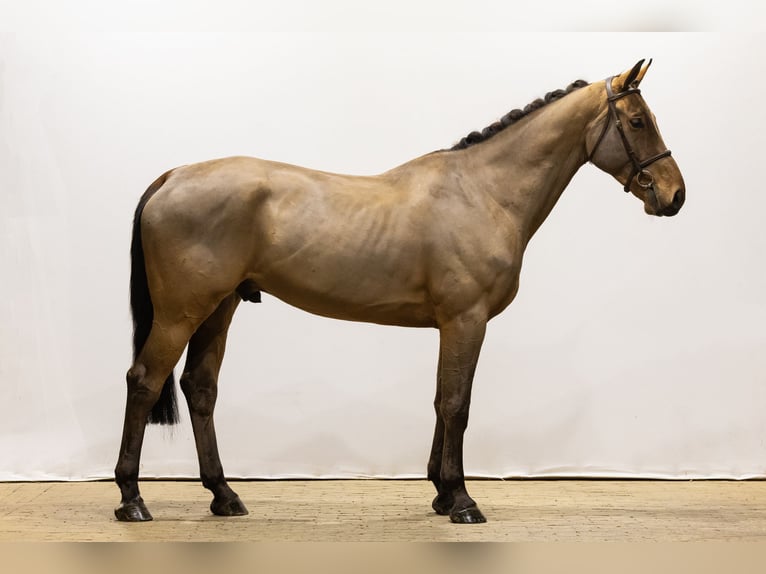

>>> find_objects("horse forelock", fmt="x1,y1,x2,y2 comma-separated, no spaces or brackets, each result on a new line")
448,79,590,151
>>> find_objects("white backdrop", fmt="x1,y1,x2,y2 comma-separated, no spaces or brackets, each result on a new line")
2,3,765,481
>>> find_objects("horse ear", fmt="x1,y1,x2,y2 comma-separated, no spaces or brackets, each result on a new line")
618,59,653,91
632,58,653,86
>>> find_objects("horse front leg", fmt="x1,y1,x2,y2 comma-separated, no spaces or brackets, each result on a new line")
434,308,487,524
180,293,247,517
427,348,452,515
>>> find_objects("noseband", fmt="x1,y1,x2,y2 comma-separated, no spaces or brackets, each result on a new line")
588,76,672,194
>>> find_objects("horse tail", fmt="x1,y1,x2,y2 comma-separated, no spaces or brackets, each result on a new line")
130,169,179,425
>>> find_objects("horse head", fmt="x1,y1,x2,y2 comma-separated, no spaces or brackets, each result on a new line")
586,59,686,217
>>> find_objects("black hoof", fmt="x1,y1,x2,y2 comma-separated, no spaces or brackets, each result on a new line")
450,506,487,524
211,495,249,517
114,497,153,522
432,494,454,516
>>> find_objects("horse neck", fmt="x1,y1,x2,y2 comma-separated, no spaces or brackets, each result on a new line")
459,84,604,241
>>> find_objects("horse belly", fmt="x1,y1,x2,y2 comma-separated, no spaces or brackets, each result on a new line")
252,245,435,327
249,210,435,327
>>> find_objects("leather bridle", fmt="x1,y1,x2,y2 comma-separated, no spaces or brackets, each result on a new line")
588,76,672,194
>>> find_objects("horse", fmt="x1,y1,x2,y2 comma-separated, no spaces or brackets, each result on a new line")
115,59,685,524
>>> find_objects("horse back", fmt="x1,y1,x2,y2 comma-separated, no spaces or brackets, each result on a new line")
139,157,438,325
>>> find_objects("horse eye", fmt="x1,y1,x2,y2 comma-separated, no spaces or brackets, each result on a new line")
629,117,645,129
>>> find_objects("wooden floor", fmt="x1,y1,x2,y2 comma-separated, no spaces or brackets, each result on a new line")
2,479,766,542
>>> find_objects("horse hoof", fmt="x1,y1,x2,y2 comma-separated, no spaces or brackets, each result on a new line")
114,497,153,522
211,495,249,517
432,494,454,516
450,506,487,524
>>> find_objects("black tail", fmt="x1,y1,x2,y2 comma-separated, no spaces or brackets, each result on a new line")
130,170,179,425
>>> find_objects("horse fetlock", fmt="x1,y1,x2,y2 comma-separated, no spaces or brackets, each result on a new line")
114,467,137,488
432,493,454,515
200,470,226,492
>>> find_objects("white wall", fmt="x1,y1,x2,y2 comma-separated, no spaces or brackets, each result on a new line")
2,3,765,480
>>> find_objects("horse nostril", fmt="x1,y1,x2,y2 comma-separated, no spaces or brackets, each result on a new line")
672,188,685,209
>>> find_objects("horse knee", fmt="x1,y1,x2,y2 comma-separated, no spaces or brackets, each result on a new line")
180,371,217,417
439,399,470,430
126,363,146,388
125,364,161,403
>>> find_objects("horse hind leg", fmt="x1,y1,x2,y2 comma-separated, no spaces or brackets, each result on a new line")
114,317,202,522
180,293,247,517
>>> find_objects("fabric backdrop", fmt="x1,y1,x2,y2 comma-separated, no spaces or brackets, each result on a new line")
2,3,764,480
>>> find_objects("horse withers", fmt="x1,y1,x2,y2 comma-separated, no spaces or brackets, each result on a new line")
115,60,685,523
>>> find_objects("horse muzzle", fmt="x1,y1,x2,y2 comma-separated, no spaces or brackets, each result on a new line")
656,187,685,217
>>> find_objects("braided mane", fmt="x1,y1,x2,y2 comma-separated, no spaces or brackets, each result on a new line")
449,79,589,151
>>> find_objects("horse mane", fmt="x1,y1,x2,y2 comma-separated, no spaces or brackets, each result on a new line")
449,79,589,151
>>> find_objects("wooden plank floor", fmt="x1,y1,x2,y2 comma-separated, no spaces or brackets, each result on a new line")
2,479,766,542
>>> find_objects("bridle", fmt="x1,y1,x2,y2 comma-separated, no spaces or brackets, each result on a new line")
588,76,672,195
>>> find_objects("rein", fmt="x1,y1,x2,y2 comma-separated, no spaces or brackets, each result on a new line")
588,76,672,195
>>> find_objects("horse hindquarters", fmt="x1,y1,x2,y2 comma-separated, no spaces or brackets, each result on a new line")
116,171,238,521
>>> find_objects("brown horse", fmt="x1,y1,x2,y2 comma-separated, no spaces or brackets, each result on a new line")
115,60,685,524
